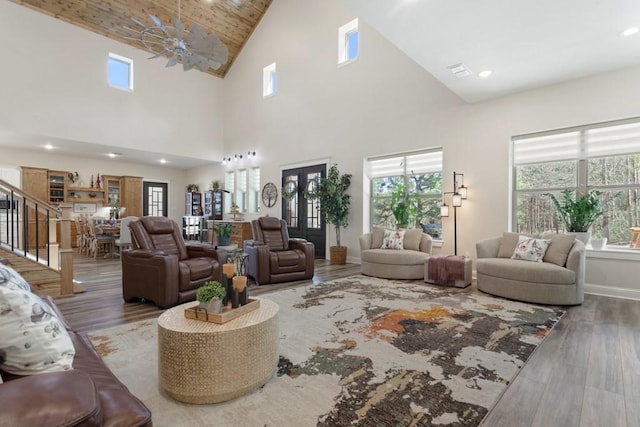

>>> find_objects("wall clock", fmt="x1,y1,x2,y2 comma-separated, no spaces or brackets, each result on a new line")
262,182,278,208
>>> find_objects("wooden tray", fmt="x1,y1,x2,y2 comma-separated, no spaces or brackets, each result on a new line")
184,298,260,324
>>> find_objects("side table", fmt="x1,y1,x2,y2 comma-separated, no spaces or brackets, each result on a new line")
158,297,279,404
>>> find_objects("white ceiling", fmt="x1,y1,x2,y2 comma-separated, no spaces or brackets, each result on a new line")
345,0,640,103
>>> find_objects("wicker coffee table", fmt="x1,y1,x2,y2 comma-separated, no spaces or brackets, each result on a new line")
158,297,279,404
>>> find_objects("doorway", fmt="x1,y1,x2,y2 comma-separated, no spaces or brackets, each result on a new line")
282,164,326,258
143,182,168,217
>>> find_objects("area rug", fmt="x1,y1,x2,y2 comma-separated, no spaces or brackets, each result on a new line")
87,275,564,427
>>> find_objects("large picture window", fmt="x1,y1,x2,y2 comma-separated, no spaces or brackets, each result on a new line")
367,149,443,236
513,118,640,248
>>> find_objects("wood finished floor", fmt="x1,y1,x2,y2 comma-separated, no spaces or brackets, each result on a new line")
55,252,640,427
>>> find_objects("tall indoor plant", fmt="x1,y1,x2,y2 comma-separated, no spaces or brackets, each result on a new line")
307,164,352,264
546,188,603,243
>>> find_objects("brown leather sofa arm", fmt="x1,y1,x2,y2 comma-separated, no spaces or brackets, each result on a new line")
0,370,102,427
290,239,315,276
186,244,226,262
125,249,168,259
122,251,180,307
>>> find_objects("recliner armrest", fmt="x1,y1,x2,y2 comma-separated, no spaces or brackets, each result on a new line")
0,370,102,427
125,249,168,259
186,244,224,262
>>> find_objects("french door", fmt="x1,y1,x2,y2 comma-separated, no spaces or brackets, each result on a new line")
143,182,168,217
282,164,326,258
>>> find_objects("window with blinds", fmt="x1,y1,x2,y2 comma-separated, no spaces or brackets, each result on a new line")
366,149,443,232
249,167,261,213
224,171,234,214
512,118,640,247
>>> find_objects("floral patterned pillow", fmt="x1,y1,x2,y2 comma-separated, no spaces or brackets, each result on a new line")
0,284,75,375
382,229,405,250
511,235,551,262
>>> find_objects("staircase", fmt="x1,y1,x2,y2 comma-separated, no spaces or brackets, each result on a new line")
0,178,74,296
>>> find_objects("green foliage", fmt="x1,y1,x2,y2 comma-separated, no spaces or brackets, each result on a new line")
215,222,233,237
196,280,226,303
546,189,604,232
210,181,220,191
186,184,199,192
390,183,418,228
306,164,352,247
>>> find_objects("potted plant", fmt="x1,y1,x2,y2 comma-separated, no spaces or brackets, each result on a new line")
196,280,226,313
210,180,220,192
215,222,233,246
546,188,604,244
390,183,418,229
305,164,352,264
186,184,199,193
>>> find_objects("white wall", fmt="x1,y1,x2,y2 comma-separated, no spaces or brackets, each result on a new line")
221,0,470,259
0,1,225,162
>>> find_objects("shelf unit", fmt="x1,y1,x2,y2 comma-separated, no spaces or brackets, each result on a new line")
67,187,105,203
48,171,66,204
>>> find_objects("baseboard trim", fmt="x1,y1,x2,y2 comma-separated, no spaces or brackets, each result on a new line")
584,283,640,301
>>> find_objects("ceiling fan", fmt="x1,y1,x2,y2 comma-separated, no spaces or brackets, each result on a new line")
125,0,228,72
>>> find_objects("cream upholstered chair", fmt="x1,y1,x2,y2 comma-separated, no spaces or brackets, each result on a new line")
476,232,585,305
359,227,432,279
114,216,138,255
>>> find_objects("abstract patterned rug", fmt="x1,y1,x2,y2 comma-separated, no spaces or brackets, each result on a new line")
87,275,564,427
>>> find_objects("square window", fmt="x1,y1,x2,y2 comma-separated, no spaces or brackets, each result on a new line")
108,53,133,90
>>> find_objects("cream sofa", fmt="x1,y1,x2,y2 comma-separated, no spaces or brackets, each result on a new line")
476,232,585,305
360,228,432,279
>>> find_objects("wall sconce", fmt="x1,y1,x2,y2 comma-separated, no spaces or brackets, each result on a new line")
440,171,469,255
247,151,256,159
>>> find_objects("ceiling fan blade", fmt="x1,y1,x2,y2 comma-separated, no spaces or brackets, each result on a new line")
172,17,185,39
208,60,222,70
131,17,149,29
182,55,196,71
166,53,179,67
149,14,171,37
148,49,169,60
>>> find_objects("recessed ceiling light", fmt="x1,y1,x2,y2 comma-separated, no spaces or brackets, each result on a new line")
108,152,123,158
478,70,493,78
160,159,167,164
45,143,53,150
622,26,639,37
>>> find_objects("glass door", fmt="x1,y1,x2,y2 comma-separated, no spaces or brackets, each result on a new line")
282,164,326,258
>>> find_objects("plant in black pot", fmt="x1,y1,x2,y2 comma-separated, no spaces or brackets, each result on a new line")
305,164,352,265
196,280,226,313
215,222,233,246
546,188,604,244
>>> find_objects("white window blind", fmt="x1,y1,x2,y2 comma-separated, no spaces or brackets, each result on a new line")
367,150,442,178
587,121,640,158
513,131,580,165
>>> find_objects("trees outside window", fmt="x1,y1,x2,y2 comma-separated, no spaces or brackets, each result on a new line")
513,119,640,247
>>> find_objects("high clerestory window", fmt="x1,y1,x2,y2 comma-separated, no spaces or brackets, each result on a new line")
107,53,133,91
263,62,277,97
338,18,359,65
513,117,640,248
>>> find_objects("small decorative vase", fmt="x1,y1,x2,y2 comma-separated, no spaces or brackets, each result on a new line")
590,237,607,250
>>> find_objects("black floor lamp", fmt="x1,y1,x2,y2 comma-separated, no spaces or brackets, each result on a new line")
440,172,468,255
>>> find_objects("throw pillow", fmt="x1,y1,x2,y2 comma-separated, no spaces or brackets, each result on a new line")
371,227,385,249
382,229,405,250
0,264,33,292
0,285,75,375
498,232,520,258
403,228,423,251
542,233,576,266
511,235,551,262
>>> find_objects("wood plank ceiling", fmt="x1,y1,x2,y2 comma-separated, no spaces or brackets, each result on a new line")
9,0,273,78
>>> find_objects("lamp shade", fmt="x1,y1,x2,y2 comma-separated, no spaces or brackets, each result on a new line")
458,185,467,199
452,193,462,207
440,204,449,217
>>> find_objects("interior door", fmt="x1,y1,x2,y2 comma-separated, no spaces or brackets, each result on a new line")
143,182,168,217
282,164,326,258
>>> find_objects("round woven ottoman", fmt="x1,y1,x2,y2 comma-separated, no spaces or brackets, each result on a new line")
158,298,279,404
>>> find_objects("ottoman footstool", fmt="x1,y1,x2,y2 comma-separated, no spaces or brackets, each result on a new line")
424,255,472,288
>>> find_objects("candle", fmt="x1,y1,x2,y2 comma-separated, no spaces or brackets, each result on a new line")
222,263,236,277
232,275,247,292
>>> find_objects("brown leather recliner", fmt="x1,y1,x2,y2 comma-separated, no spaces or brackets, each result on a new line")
122,216,226,308
244,217,315,285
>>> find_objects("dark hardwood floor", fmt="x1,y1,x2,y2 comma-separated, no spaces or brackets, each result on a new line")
55,251,640,427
